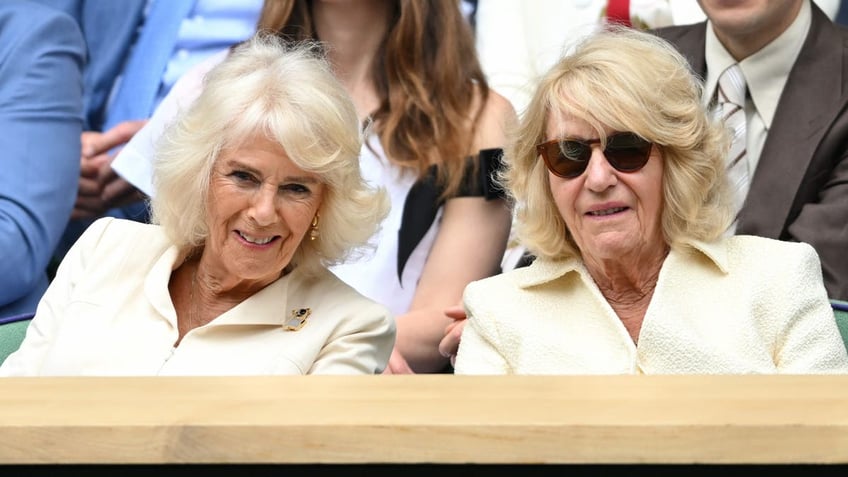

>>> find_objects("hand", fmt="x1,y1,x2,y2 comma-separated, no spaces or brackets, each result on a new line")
438,304,467,368
80,119,147,159
97,165,146,209
72,149,110,219
72,120,148,219
382,347,415,374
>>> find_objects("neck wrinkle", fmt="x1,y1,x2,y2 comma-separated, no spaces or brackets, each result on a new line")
586,245,669,308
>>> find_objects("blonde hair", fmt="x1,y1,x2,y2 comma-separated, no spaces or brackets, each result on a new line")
151,33,389,276
503,26,733,261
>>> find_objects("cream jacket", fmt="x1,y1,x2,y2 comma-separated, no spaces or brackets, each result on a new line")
0,218,395,376
454,236,848,374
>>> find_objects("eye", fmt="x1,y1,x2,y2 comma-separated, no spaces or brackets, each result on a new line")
279,183,311,195
230,170,258,183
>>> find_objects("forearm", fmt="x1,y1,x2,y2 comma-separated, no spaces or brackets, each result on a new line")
394,307,455,373
394,198,510,373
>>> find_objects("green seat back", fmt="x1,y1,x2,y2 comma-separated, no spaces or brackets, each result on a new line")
832,300,848,351
0,316,31,365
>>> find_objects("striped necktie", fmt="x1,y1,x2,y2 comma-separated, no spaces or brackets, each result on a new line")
716,63,749,233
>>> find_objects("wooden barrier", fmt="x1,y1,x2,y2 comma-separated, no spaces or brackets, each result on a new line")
0,375,846,465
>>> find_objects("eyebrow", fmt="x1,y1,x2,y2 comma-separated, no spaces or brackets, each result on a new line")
224,159,321,183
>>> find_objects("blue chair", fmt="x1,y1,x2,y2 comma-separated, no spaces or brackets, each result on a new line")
0,312,33,365
832,299,848,351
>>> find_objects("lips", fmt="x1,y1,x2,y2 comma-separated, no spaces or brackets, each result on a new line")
587,206,627,216
238,231,276,245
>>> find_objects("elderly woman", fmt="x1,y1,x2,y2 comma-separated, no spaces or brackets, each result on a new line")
110,0,516,374
451,27,848,374
0,35,394,376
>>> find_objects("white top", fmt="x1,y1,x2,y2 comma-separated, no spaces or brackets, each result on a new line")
0,218,395,376
455,235,848,375
328,136,442,316
474,0,691,117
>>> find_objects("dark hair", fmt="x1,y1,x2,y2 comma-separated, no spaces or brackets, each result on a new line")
257,0,490,197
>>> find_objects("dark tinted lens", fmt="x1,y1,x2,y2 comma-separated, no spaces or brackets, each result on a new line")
604,133,652,171
536,133,652,178
538,140,590,178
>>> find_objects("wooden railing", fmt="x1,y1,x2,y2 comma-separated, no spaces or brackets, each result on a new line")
0,375,846,464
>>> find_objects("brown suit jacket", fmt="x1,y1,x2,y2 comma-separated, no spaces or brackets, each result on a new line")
653,3,848,300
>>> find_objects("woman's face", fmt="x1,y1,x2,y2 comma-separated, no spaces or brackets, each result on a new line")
203,134,325,286
545,110,665,262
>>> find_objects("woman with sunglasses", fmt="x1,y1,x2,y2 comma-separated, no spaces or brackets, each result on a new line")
448,26,848,374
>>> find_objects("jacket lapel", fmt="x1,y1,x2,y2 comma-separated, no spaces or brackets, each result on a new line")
739,6,847,238
651,22,708,81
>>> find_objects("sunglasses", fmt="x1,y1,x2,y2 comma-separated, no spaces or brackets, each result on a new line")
536,132,653,179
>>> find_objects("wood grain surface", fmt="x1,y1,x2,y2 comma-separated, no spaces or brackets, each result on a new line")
0,375,846,464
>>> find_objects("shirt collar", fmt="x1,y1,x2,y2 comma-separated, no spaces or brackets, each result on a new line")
703,0,811,128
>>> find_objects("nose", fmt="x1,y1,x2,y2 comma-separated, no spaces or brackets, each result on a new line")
583,145,617,192
248,185,277,227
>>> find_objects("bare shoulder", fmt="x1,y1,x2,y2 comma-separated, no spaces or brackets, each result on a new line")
470,86,518,152
481,88,517,118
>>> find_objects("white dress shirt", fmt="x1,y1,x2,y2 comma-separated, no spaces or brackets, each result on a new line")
703,0,812,180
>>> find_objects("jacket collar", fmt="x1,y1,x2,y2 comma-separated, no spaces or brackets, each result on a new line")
514,238,730,289
146,244,308,327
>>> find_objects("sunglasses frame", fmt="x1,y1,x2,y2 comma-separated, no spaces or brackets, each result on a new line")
536,132,653,179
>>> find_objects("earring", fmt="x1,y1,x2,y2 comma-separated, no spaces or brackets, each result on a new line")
309,214,319,241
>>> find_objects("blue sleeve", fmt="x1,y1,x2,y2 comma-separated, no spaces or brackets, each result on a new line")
0,2,85,315
26,0,148,130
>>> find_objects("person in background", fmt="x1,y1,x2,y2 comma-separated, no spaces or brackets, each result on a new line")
837,0,848,24
0,35,394,376
449,27,848,374
652,0,848,300
473,0,684,121
31,0,263,263
112,0,517,374
0,1,85,319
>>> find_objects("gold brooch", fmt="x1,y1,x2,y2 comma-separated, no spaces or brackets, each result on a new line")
284,308,311,331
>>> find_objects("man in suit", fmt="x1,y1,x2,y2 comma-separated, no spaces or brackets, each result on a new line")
0,1,85,318
654,0,848,300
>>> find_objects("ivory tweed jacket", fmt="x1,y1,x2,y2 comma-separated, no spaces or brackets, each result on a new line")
454,236,848,374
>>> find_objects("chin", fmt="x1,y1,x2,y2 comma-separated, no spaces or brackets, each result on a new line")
230,260,286,281
589,240,640,260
